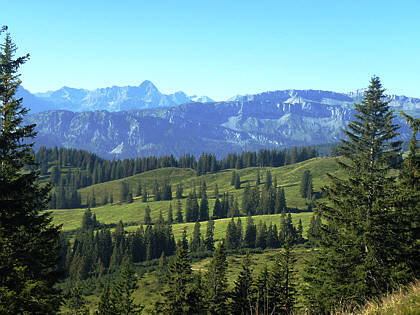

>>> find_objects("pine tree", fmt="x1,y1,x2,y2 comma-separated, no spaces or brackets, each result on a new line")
167,203,174,224
268,241,297,314
163,245,203,314
205,219,215,251
234,172,241,189
175,199,183,223
111,262,143,314
97,285,116,315
229,252,255,315
190,221,202,252
395,112,420,278
199,192,209,221
144,206,152,225
64,283,89,315
0,27,62,313
205,242,229,314
244,216,256,248
305,77,408,312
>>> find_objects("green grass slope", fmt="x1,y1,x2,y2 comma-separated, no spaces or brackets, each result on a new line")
49,157,340,232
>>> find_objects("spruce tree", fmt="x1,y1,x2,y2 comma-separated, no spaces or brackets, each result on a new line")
167,203,173,224
205,219,215,251
144,206,152,225
0,26,62,313
205,242,229,314
64,283,89,315
305,77,408,312
97,285,116,315
163,245,203,314
111,262,143,314
190,221,202,252
229,252,255,315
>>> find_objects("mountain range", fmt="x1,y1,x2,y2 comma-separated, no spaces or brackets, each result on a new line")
20,80,214,113
22,82,420,159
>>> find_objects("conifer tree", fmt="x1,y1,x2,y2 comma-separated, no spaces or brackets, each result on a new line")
244,215,257,248
167,203,173,224
230,252,255,315
97,285,116,315
175,199,183,223
205,242,229,314
111,262,143,314
64,283,89,315
0,26,62,313
144,206,152,225
190,221,202,252
395,112,420,278
205,218,215,251
305,77,409,311
163,245,203,314
199,192,209,221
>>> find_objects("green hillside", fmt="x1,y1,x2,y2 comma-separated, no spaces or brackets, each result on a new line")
49,156,340,232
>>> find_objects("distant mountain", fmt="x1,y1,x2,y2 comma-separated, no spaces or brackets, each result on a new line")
24,88,420,159
22,80,214,113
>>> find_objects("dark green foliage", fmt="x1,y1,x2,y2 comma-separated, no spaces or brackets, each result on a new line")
144,206,152,225
299,170,313,199
199,192,209,221
265,170,272,190
274,187,287,214
97,285,115,315
255,265,269,315
0,27,62,314
204,242,229,314
225,218,241,250
307,214,321,244
229,252,255,315
167,203,173,224
268,242,297,314
176,183,183,199
135,182,142,197
305,77,411,312
190,221,202,252
162,245,203,314
64,283,88,315
205,219,215,251
244,216,257,248
111,262,143,314
175,199,183,223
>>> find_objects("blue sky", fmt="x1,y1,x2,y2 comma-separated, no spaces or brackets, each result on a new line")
1,1,419,100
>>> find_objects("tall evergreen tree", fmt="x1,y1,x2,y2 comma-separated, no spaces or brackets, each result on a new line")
163,245,203,314
205,242,229,314
167,203,174,224
111,262,143,314
0,27,62,313
229,252,255,315
144,206,152,225
205,219,215,251
305,77,409,312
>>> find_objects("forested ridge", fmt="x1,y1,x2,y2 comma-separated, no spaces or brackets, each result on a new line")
1,27,419,314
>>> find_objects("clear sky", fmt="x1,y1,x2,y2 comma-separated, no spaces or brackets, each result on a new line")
1,1,419,100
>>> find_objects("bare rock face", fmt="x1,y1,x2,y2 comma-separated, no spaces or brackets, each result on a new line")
24,87,419,159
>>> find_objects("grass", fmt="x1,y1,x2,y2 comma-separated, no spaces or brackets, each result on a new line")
48,156,340,232
335,280,420,315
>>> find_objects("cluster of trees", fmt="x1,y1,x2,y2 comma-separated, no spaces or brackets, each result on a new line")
224,214,304,250
160,242,298,314
43,144,319,209
241,181,287,215
304,77,420,312
64,210,176,282
299,170,313,199
196,146,318,175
